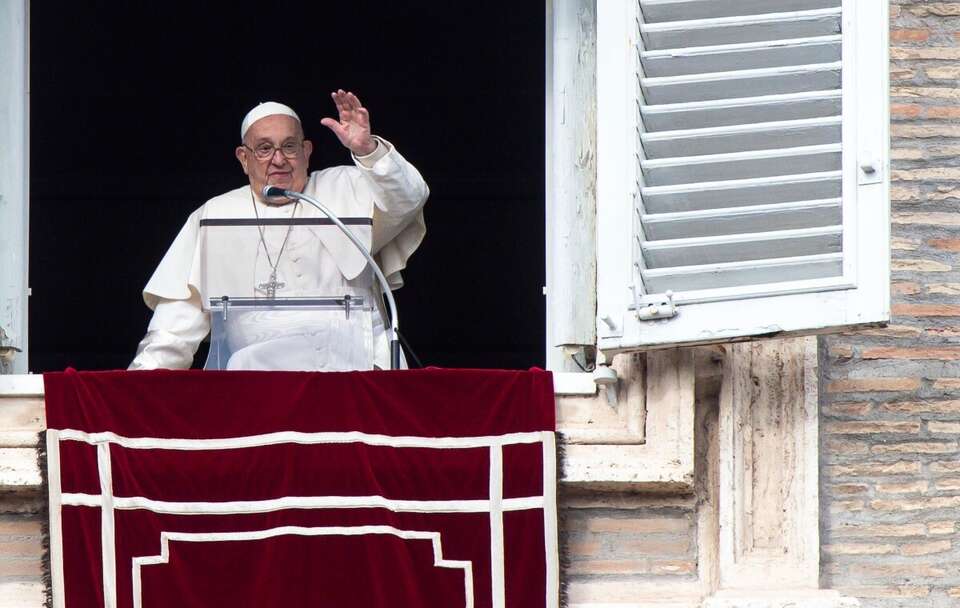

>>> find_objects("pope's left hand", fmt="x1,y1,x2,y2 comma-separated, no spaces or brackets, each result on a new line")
320,90,378,156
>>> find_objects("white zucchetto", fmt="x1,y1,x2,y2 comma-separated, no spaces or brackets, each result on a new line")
240,101,300,140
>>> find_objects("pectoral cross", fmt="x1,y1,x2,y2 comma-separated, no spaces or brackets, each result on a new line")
256,271,285,298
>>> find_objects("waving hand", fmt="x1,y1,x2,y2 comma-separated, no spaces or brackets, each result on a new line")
320,89,378,156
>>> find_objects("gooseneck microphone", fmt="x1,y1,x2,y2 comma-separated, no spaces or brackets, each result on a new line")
261,185,402,370
262,186,288,198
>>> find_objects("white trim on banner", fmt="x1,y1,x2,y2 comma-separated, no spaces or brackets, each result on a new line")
131,526,475,608
60,493,544,514
541,431,559,608
45,430,66,608
489,444,505,608
97,443,117,608
51,428,559,607
56,429,546,450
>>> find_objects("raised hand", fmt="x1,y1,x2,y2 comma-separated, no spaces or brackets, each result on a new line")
320,90,378,156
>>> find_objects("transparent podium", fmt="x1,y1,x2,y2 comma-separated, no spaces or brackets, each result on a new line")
204,296,377,372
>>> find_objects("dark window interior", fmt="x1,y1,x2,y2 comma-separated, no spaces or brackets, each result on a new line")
29,2,545,371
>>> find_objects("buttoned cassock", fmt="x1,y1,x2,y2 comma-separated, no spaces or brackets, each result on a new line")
129,138,428,371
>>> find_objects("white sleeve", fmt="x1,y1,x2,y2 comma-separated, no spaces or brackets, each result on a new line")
352,137,429,254
348,137,429,289
128,293,210,370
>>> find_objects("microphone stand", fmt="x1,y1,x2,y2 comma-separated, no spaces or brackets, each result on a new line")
263,186,402,370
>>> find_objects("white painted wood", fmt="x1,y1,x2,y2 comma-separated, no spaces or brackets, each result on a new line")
602,280,878,351
642,171,842,213
641,116,842,159
641,198,841,240
641,8,842,50
595,0,639,339
844,0,889,293
640,0,839,23
839,0,860,284
643,254,843,293
641,90,842,131
545,0,597,370
642,226,842,268
640,144,842,186
640,35,841,77
641,62,841,105
643,275,850,307
0,1,29,374
545,0,556,369
595,0,888,350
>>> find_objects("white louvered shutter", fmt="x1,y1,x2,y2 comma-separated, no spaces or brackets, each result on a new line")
596,0,889,352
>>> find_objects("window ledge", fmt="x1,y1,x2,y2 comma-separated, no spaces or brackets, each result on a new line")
552,372,597,396
0,374,43,396
1,360,699,493
557,350,697,492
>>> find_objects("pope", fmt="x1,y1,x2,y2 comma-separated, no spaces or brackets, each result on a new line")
129,91,429,371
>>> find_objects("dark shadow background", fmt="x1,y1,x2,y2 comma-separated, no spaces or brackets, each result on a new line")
29,1,545,371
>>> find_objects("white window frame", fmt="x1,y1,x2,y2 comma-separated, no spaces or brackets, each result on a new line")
0,1,30,374
594,0,889,353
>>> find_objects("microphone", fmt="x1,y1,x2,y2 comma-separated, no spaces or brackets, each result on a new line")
257,185,404,370
262,185,289,198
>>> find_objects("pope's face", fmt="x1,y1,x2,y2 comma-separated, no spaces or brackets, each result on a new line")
235,115,313,200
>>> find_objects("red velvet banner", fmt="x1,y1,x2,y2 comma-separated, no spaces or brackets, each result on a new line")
44,368,558,608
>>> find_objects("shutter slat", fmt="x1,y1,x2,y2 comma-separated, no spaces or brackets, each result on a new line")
641,116,841,158
631,0,845,300
641,144,841,186
640,0,840,23
641,171,841,214
641,62,841,104
640,35,841,77
641,90,841,131
641,198,841,240
641,253,843,293
641,226,841,268
594,0,888,350
640,8,841,50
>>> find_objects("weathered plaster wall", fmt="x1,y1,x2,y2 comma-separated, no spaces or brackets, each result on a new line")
0,388,44,606
820,2,960,605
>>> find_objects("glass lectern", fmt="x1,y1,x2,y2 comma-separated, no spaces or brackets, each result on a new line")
205,296,376,372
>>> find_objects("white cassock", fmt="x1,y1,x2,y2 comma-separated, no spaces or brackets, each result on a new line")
129,138,428,371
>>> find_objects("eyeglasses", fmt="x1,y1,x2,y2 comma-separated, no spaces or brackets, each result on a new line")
243,140,303,160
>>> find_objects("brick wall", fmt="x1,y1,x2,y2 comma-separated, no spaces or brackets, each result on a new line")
0,495,44,607
0,514,42,584
0,386,45,606
820,1,960,605
563,493,698,580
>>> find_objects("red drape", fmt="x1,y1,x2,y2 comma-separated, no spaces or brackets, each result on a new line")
44,368,557,608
